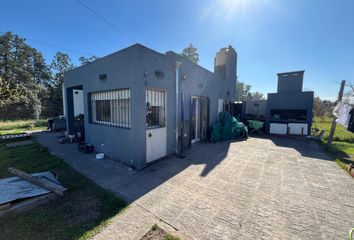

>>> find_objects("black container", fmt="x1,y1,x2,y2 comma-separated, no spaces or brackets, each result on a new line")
78,142,94,154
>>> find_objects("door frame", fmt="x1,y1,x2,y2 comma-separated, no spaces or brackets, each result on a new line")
190,95,209,145
145,88,167,163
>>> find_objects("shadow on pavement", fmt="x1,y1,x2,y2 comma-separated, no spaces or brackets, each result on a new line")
33,131,232,203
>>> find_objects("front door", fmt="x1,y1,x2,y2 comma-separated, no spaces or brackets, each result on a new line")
146,89,167,163
191,96,208,144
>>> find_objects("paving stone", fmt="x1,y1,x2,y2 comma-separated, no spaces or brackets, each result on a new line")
35,133,354,240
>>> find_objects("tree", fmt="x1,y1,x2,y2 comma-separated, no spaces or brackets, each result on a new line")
313,97,326,119
250,91,265,101
41,52,74,117
313,96,336,119
0,32,50,119
181,43,199,64
343,81,354,104
79,55,99,66
236,81,251,101
235,81,265,101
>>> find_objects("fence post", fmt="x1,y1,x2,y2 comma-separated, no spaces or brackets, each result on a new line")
327,80,346,146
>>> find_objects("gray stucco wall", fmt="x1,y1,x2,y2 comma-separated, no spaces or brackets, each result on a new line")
166,52,235,150
266,91,314,134
244,100,267,116
64,44,236,169
64,45,146,168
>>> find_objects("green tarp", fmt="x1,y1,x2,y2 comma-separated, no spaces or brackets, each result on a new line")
211,111,248,142
248,120,264,130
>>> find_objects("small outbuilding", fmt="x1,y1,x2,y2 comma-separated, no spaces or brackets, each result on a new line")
232,70,314,136
266,70,314,135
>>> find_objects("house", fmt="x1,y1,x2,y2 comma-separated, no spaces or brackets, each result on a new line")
63,44,237,169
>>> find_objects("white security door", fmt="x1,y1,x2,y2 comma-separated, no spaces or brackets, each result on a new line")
146,128,167,163
145,89,167,163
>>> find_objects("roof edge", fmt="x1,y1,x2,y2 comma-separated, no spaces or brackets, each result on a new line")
277,70,305,76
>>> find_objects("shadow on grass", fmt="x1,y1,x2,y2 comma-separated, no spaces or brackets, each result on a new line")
321,141,354,164
0,138,127,240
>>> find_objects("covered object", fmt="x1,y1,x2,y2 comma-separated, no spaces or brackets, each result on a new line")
211,111,248,142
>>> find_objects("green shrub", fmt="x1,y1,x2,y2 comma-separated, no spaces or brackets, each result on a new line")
165,234,180,240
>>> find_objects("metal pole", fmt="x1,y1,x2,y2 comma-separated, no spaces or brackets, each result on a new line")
327,80,346,146
175,61,182,154
180,92,184,153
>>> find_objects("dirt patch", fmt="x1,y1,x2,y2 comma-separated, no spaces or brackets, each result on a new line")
140,225,179,240
141,227,167,240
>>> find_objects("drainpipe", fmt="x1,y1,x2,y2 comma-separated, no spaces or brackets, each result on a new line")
62,83,66,118
175,61,182,154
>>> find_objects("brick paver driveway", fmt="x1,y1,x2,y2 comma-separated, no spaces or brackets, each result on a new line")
35,133,354,239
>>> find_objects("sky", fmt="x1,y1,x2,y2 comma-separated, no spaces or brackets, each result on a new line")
1,0,353,100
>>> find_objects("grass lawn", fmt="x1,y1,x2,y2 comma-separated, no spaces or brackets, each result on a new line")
314,116,354,143
0,119,47,135
314,116,354,177
0,138,126,240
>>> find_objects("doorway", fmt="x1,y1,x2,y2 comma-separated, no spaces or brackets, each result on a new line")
191,96,209,144
145,88,167,163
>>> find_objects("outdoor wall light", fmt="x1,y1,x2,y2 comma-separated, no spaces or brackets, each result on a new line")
155,70,164,78
182,75,187,80
144,71,148,77
99,74,107,80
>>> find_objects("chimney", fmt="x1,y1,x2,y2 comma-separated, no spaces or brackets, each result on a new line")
277,70,304,93
214,45,237,82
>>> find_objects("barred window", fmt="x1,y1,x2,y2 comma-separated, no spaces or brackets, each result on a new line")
90,88,131,128
146,88,166,129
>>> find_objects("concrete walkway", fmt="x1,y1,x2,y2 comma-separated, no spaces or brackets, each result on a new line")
34,132,354,239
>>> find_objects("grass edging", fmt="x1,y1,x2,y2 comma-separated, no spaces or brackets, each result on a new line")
0,138,128,240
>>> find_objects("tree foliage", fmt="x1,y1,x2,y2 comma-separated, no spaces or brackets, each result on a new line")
0,31,81,119
343,81,354,104
236,81,265,101
181,43,199,64
313,96,335,119
41,52,74,117
0,32,51,119
79,55,99,66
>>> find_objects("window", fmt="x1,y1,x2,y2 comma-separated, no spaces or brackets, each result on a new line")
146,89,166,129
90,88,131,128
95,100,110,122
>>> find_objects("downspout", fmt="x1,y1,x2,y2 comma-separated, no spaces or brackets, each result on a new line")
62,83,66,118
175,61,182,154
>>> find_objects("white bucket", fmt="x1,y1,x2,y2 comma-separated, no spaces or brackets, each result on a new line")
96,153,104,160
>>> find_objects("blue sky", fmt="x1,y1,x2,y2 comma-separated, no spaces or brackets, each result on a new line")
1,0,353,100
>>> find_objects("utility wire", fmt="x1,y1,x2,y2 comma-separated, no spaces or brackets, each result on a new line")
0,30,93,56
75,0,137,44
